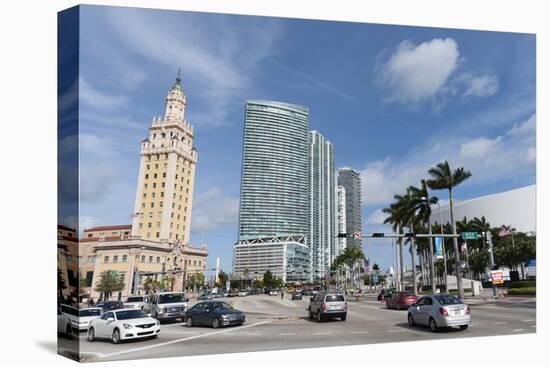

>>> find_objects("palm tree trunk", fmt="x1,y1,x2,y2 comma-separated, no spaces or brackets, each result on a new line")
449,188,463,299
428,222,436,293
398,224,405,291
410,222,418,295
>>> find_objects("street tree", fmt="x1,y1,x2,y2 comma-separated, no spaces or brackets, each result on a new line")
409,180,439,293
427,160,472,299
94,270,125,300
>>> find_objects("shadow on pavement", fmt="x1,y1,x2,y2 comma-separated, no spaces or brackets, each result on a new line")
394,322,467,334
36,340,57,354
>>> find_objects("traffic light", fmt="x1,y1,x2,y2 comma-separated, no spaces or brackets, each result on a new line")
337,233,348,238
404,232,415,238
372,233,385,238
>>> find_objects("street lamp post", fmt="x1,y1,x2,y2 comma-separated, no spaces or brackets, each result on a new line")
436,202,448,293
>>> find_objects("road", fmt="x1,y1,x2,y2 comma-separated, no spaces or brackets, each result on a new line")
58,294,536,362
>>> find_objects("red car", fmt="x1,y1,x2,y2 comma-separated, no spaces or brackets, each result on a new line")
385,291,418,310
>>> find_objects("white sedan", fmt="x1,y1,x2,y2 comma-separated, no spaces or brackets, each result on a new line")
88,309,160,344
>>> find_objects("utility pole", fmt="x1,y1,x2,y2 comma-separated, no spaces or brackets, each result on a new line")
485,231,497,298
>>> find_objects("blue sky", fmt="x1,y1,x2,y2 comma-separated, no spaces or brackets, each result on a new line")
74,5,536,273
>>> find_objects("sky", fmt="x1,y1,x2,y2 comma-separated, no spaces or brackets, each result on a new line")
72,5,536,273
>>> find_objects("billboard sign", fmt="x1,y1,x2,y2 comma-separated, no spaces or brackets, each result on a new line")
434,237,444,259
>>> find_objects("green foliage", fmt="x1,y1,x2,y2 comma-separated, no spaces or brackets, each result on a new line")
217,270,228,286
507,287,536,295
508,280,536,289
263,270,273,287
94,270,125,299
252,279,263,288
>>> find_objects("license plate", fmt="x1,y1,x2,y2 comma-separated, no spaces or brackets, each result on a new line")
453,311,462,316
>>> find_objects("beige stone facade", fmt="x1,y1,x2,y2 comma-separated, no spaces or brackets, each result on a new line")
131,73,197,243
86,237,207,301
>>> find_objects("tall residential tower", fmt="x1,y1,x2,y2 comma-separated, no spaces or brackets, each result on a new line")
308,131,335,280
234,100,310,282
337,168,362,249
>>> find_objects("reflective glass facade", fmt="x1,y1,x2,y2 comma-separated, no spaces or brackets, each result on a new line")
238,100,309,241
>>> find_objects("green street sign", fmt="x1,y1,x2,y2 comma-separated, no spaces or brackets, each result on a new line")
462,232,479,240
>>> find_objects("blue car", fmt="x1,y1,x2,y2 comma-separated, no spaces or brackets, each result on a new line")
184,301,245,328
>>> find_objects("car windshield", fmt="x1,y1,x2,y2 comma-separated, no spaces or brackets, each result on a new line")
126,297,143,302
116,310,148,320
212,302,232,310
80,309,101,317
325,295,345,302
435,295,462,305
158,294,185,304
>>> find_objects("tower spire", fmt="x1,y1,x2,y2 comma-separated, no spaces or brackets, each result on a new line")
176,68,181,85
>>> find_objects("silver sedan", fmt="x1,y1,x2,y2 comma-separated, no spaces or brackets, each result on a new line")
407,295,471,332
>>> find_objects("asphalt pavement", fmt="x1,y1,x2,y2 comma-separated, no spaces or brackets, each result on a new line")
58,293,536,362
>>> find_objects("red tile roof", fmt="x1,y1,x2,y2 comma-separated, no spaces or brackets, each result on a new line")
84,224,132,232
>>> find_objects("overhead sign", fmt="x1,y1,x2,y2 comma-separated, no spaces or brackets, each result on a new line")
490,270,504,285
434,237,444,259
462,232,479,240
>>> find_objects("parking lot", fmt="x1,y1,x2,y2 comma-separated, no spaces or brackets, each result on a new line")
58,294,536,362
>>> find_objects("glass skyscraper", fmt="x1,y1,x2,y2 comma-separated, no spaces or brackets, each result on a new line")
309,131,335,280
337,168,363,249
238,100,309,241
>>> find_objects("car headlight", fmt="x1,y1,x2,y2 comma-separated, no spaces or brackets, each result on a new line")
221,314,229,319
123,323,132,329
71,320,79,326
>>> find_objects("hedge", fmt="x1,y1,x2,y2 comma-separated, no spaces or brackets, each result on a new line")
508,280,536,289
507,287,536,295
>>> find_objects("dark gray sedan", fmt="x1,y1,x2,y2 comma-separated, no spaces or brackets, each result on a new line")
184,301,245,328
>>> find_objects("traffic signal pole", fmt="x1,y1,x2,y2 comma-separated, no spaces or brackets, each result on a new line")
485,231,498,299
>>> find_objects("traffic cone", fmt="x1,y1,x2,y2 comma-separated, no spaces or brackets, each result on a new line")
380,294,385,304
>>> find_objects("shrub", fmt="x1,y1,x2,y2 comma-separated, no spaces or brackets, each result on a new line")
508,280,536,289
507,287,536,295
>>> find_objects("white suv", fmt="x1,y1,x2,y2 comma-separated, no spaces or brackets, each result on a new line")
146,292,189,322
124,295,149,310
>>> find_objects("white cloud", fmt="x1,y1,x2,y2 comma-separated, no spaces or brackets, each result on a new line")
377,38,460,105
361,113,536,207
191,189,240,234
366,209,387,226
462,73,499,98
102,8,282,127
79,78,127,110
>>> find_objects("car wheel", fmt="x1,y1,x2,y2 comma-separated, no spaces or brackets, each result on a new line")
87,327,95,342
308,311,314,319
65,325,73,339
186,316,193,328
460,325,469,330
212,317,221,329
316,311,323,322
408,313,415,327
111,328,121,344
341,314,347,321
429,318,438,332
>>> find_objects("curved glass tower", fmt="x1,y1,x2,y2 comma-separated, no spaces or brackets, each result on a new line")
238,100,309,241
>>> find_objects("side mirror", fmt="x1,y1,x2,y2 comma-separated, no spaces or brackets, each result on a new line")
107,317,115,322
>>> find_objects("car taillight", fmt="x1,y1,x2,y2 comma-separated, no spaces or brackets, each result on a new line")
439,307,449,317
321,303,326,310
466,306,471,315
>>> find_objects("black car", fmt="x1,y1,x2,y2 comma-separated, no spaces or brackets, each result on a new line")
291,291,303,300
302,288,313,296
96,300,124,312
184,301,245,328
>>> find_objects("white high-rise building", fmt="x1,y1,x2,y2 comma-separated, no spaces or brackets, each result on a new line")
336,185,347,256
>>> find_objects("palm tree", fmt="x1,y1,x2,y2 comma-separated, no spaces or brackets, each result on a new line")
427,160,472,299
409,180,439,293
382,196,409,292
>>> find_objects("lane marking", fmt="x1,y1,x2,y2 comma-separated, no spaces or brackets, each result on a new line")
313,332,331,335
493,321,507,325
279,333,296,336
351,331,370,334
96,321,272,359
522,319,535,322
513,329,525,332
